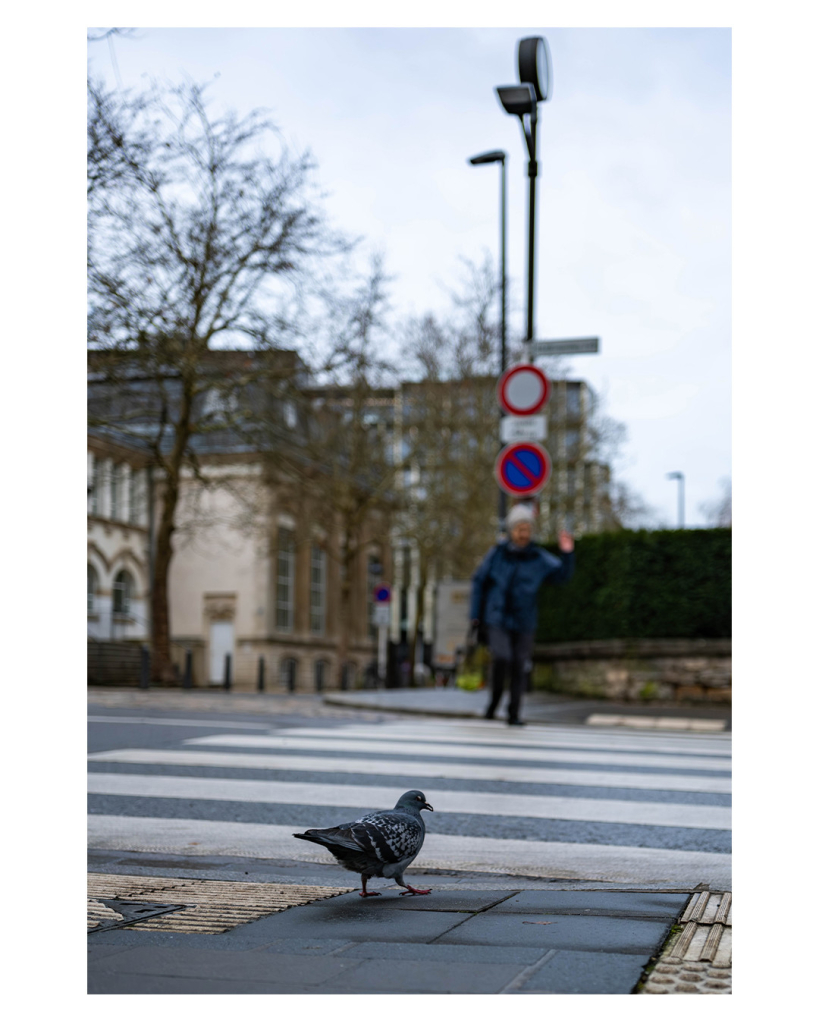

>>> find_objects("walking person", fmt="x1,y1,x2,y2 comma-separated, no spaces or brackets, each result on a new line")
470,504,575,725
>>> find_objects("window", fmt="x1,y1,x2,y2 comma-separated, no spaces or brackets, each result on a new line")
565,429,580,459
276,528,295,631
566,384,582,418
87,565,98,613
110,463,122,520
89,457,104,516
113,569,134,615
310,544,326,635
280,657,297,692
314,659,327,693
128,468,140,524
88,454,96,514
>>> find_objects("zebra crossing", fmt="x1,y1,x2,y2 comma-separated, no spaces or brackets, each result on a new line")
87,714,731,890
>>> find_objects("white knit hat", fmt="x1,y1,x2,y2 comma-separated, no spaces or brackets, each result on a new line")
506,504,535,528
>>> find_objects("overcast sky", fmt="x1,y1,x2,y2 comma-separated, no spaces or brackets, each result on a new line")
87,26,731,528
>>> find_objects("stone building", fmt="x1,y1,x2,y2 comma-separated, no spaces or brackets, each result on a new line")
88,349,387,691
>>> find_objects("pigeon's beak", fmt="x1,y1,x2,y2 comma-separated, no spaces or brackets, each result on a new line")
423,801,434,812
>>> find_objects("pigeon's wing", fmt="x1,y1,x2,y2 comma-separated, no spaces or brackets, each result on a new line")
350,811,425,865
300,823,370,853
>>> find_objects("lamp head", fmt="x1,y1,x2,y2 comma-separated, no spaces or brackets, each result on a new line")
468,150,506,165
495,83,537,118
518,36,553,103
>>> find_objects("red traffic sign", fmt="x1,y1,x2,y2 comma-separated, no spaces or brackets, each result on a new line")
373,585,391,603
495,442,552,497
497,363,551,416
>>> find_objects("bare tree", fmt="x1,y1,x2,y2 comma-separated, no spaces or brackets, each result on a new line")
699,476,731,527
87,77,344,680
254,256,401,687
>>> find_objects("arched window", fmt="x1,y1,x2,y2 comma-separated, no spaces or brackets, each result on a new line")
87,565,98,613
113,569,134,615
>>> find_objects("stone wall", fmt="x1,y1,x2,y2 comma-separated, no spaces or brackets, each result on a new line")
532,638,731,704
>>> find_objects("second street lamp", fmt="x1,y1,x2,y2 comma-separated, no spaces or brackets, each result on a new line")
468,148,508,528
666,472,685,529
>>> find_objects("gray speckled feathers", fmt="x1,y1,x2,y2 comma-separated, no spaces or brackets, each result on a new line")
293,790,434,894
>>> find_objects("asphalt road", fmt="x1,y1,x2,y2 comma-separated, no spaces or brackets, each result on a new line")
88,694,731,890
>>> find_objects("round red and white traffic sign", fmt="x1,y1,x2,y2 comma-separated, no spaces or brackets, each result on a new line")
494,442,552,497
497,363,551,416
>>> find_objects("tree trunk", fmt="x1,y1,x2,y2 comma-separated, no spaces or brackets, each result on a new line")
150,471,181,683
150,380,194,683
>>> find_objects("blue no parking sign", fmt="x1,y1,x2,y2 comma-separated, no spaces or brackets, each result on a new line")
494,442,551,497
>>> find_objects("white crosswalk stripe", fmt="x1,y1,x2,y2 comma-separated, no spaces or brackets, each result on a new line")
88,714,731,888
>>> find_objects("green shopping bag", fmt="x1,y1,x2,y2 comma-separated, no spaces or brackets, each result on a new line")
455,625,490,690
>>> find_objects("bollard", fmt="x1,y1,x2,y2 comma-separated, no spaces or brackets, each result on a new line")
257,655,265,692
224,652,232,691
139,645,150,690
183,649,193,689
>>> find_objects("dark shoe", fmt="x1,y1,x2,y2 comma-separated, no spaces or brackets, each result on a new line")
483,709,496,720
507,718,525,727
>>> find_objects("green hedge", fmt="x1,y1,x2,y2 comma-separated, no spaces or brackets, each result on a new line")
536,528,731,642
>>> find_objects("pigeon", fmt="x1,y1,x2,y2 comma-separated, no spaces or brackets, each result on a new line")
293,790,434,897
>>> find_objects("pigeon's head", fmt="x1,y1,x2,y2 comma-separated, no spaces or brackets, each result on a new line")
396,790,433,813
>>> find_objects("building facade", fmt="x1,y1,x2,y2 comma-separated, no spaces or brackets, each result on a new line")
87,434,151,642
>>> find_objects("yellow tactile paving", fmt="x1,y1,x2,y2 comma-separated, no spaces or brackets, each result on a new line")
87,872,354,934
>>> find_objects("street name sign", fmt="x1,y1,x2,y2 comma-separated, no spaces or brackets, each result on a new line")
531,336,600,357
500,414,547,443
497,363,551,416
495,442,552,497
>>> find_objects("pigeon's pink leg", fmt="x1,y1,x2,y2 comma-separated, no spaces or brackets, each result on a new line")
359,876,381,897
399,884,432,896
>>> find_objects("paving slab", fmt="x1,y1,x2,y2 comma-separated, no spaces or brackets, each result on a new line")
225,898,466,945
87,946,359,985
309,957,524,994
88,973,301,994
513,949,650,994
493,890,690,918
338,941,549,964
437,911,671,954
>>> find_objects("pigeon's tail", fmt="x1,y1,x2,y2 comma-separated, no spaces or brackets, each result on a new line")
292,830,329,847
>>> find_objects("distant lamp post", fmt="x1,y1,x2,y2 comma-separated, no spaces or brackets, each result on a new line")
468,148,508,529
495,36,553,362
666,472,685,529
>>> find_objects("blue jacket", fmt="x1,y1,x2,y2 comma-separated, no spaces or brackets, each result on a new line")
470,541,574,634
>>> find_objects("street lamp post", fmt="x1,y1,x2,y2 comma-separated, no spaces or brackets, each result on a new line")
666,472,685,529
496,36,553,363
468,148,507,528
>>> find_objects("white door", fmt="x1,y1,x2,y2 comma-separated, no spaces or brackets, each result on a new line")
209,621,234,685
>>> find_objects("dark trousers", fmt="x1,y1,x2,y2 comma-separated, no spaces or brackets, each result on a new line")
486,626,534,722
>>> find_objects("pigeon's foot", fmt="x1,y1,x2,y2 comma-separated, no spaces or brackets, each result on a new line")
399,885,432,896
359,876,381,897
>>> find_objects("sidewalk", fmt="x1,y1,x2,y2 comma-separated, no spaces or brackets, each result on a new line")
322,686,731,732
87,872,730,994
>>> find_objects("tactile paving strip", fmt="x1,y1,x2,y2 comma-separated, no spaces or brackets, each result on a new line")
87,873,353,934
641,891,732,994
